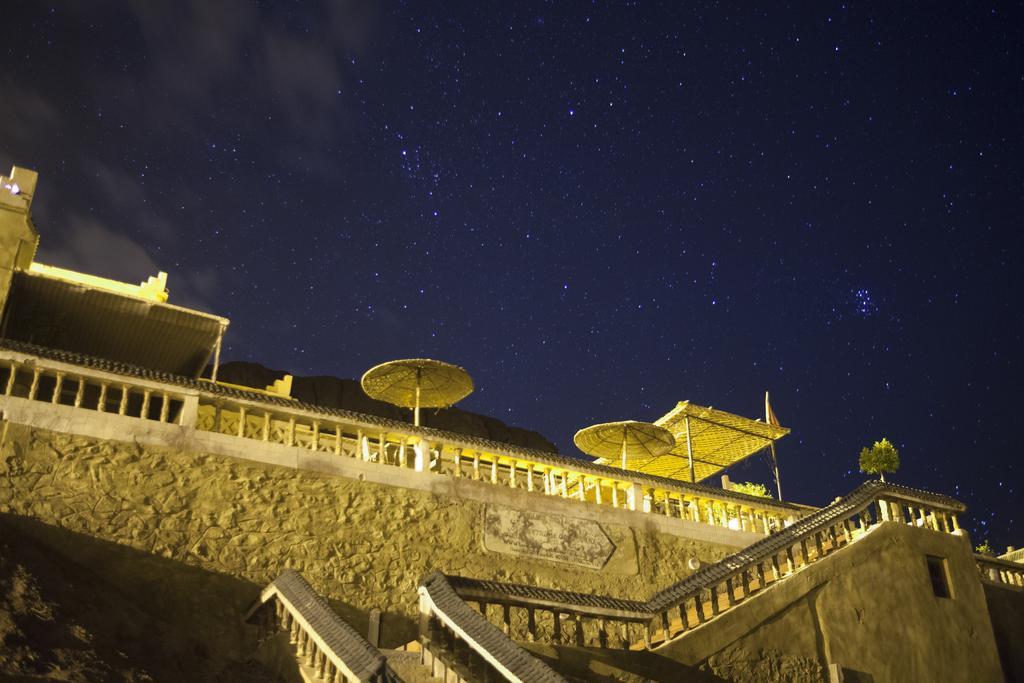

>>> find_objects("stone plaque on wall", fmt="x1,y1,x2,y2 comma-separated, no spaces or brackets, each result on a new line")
483,505,616,569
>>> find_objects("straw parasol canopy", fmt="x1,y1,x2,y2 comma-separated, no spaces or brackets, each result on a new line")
360,358,474,426
574,420,676,470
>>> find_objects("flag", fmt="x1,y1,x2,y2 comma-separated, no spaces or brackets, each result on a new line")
765,391,781,427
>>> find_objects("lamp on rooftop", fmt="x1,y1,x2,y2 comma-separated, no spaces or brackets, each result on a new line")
574,420,676,470
360,358,474,427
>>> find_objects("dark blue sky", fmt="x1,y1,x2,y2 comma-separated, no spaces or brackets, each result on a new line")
2,2,1021,549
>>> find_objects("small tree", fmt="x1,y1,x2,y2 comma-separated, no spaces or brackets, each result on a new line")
859,438,900,482
975,540,994,557
731,481,772,498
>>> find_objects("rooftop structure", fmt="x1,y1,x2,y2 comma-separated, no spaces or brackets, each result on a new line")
0,166,228,378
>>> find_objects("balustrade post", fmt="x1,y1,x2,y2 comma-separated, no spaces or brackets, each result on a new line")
578,475,586,501
158,392,169,422
378,432,386,462
237,406,247,437
663,492,671,517
677,603,689,632
333,424,342,454
627,483,642,512
414,441,428,472
453,448,462,476
611,483,619,508
52,372,64,404
785,547,796,574
74,379,84,408
725,578,736,606
509,462,517,489
526,465,534,492
4,362,16,395
398,438,408,467
501,604,511,634
472,453,481,479
695,594,707,623
98,382,108,412
527,608,536,642
709,585,720,615
286,417,296,446
28,368,40,400
950,513,961,534
552,611,562,643
140,390,151,419
311,420,319,450
771,554,782,581
595,479,603,505
490,457,498,484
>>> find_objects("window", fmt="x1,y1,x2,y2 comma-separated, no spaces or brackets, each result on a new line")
926,555,951,598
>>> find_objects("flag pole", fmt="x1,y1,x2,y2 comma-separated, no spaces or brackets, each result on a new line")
770,440,782,501
766,391,783,500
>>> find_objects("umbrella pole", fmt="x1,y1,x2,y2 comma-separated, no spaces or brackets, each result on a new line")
414,384,421,427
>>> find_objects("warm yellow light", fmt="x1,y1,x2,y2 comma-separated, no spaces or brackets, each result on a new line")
28,261,169,303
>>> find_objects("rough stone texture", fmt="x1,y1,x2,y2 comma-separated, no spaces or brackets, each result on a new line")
0,513,281,682
983,582,1024,682
659,522,1004,682
0,422,731,648
213,361,558,453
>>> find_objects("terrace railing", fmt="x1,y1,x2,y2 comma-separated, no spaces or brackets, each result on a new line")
976,555,1024,590
0,341,807,542
419,481,966,654
0,353,193,424
246,569,394,683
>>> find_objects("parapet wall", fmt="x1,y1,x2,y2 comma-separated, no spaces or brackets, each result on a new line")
0,421,739,646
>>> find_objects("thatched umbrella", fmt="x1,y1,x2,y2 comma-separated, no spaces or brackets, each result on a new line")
360,358,474,426
574,420,675,470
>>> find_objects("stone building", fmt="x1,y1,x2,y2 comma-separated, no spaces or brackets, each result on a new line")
0,166,1021,682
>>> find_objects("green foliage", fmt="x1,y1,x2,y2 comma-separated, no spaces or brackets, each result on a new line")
731,481,772,498
859,438,901,480
975,540,994,556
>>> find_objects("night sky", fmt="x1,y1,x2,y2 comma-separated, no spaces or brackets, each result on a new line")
2,3,1021,550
